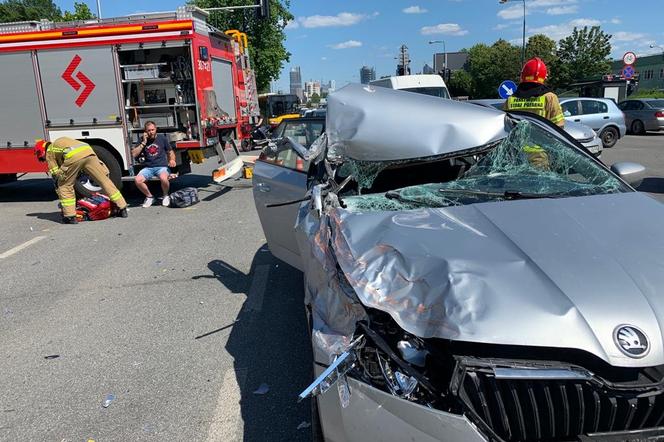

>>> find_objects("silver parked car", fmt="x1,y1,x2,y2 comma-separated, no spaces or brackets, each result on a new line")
469,99,603,157
559,97,626,148
618,98,664,134
253,85,661,442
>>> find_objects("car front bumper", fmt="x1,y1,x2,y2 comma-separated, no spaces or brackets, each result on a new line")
316,374,488,442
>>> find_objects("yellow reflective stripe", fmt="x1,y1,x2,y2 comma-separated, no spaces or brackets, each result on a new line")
48,147,65,153
109,191,122,201
60,198,76,206
505,96,546,110
523,145,545,153
63,145,92,159
550,113,565,123
49,167,60,174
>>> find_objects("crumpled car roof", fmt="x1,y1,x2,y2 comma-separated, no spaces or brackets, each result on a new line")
325,83,509,162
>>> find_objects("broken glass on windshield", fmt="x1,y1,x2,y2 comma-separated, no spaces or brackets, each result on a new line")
341,120,628,212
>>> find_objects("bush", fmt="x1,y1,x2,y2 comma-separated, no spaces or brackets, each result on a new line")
630,88,664,98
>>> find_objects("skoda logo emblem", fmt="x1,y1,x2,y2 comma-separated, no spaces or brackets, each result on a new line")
614,325,649,358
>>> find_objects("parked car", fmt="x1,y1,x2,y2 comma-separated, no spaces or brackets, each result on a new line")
559,97,626,148
469,99,603,157
253,84,663,442
618,98,664,134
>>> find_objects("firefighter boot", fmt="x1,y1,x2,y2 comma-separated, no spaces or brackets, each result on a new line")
117,207,128,218
62,216,78,224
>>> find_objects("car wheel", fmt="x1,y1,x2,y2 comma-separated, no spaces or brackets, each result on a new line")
74,145,122,198
631,120,646,135
600,127,619,148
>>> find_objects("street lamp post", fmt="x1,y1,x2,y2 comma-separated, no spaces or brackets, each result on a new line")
428,40,446,74
650,44,664,61
499,0,526,67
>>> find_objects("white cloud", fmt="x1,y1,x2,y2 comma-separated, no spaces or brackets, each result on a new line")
403,5,428,14
299,12,367,28
528,18,600,40
285,20,299,30
498,5,525,20
546,5,578,15
610,18,621,24
420,23,468,36
493,23,510,30
329,40,363,49
321,57,328,61
612,31,647,42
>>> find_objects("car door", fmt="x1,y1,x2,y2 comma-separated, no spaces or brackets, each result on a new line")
252,140,310,271
577,100,608,131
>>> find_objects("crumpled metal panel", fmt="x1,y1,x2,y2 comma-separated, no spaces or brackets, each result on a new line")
326,83,509,162
315,192,664,368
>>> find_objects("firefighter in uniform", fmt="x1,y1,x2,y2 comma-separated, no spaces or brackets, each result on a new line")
34,137,128,224
503,57,565,170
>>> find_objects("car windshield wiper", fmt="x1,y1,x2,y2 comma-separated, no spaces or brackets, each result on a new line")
438,188,560,200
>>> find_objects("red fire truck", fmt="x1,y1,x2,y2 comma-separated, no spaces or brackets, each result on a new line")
0,5,260,194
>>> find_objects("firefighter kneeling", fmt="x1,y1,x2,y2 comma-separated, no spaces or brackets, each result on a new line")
34,137,128,224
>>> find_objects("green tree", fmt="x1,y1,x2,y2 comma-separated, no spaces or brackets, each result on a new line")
467,39,521,98
0,0,62,22
310,92,320,104
556,26,612,89
191,0,293,93
448,70,472,97
62,2,95,21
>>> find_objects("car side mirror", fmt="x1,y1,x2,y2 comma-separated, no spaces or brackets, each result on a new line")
610,162,646,187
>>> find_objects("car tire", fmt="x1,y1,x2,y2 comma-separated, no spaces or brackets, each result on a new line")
600,127,619,148
74,145,122,198
631,120,646,135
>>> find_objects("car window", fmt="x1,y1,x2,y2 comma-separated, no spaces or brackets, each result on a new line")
259,142,309,171
281,121,324,146
647,100,664,108
618,101,632,110
561,100,579,116
581,100,607,114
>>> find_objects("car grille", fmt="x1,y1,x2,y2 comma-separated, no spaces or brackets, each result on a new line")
454,358,664,442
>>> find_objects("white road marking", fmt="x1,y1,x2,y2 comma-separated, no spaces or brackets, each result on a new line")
206,367,247,442
0,236,46,259
245,264,270,313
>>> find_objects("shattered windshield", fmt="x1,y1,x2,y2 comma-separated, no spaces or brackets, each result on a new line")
342,120,629,212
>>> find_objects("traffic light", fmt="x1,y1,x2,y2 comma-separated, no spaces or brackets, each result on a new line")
255,0,270,20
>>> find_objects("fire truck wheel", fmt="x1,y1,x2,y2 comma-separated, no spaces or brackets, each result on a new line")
74,145,122,198
0,173,18,184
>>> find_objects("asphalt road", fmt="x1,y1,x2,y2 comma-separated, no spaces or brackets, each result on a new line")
0,133,662,441
0,160,313,442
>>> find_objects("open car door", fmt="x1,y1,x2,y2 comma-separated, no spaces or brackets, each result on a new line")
252,139,310,271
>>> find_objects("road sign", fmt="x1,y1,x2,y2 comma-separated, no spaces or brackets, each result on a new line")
622,65,635,79
623,51,637,65
498,80,517,99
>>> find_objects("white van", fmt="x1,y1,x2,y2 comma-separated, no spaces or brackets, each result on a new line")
369,74,450,99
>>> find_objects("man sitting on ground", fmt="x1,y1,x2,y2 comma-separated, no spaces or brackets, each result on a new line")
132,121,176,207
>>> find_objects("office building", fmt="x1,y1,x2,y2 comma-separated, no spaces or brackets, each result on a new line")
290,66,303,101
360,66,376,84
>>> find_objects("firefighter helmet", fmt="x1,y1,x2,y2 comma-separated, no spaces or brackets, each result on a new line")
520,57,548,84
34,139,50,162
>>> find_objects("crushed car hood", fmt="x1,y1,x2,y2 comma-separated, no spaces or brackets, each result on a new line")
328,192,664,367
326,83,509,162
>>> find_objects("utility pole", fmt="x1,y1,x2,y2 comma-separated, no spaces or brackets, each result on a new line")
96,0,102,19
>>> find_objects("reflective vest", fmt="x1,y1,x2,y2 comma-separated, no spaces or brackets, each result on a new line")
505,92,565,126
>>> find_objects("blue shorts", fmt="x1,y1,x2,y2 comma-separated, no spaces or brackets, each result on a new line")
138,166,169,180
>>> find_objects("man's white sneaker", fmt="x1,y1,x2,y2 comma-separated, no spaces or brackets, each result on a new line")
162,195,171,207
142,196,154,208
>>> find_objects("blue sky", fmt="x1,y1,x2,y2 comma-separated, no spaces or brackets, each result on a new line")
55,1,664,92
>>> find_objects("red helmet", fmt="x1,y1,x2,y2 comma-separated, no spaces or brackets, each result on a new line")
520,57,547,84
34,139,50,162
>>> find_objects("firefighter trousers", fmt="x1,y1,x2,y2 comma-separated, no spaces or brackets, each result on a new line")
57,154,127,217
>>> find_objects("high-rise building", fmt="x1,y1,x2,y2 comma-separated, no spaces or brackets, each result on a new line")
360,66,375,84
290,66,303,101
304,80,321,99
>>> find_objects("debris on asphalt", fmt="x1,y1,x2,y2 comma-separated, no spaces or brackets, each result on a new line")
297,421,311,430
44,354,60,360
253,383,270,395
2,308,13,318
102,393,115,408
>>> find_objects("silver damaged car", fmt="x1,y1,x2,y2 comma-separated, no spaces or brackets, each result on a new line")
252,84,664,442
